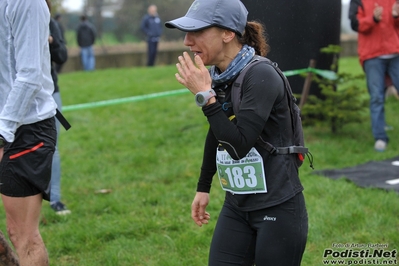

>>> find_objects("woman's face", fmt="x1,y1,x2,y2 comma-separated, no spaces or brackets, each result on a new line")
183,27,226,66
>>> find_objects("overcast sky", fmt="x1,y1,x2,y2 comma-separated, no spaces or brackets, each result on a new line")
63,0,83,12
63,0,351,12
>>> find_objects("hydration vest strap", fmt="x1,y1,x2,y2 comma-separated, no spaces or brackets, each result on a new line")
256,138,308,155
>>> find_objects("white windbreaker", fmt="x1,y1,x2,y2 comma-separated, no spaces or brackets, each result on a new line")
0,0,57,142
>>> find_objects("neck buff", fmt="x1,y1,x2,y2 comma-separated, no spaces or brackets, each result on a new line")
210,45,256,84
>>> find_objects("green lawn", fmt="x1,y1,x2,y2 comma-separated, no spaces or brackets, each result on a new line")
0,57,398,265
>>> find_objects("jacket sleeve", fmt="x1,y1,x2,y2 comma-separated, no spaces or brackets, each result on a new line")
49,18,68,65
196,128,219,193
356,1,381,33
349,0,362,32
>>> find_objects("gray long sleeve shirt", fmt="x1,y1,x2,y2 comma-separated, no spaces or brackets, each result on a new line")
0,0,56,142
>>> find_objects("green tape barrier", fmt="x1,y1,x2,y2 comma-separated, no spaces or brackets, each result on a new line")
284,68,337,80
63,88,189,112
63,67,337,112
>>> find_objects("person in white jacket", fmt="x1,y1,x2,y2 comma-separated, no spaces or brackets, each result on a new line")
0,0,58,265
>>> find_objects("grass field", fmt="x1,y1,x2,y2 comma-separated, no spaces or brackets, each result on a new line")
0,57,398,265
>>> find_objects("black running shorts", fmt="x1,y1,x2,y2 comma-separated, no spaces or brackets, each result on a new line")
0,117,57,201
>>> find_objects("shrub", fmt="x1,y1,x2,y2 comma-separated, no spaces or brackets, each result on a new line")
300,45,369,134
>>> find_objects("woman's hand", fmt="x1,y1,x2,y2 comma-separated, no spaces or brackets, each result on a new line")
175,52,212,95
374,4,383,21
191,192,211,227
392,1,399,17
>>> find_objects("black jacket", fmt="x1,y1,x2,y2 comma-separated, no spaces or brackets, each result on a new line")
140,14,162,41
76,21,96,47
49,18,67,93
198,59,304,211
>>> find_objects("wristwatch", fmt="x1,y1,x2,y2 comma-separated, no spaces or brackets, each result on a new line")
195,89,217,107
0,135,6,149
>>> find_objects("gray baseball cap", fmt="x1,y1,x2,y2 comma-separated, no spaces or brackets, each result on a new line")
165,0,248,36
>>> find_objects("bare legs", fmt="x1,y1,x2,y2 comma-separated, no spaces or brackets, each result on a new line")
1,194,48,266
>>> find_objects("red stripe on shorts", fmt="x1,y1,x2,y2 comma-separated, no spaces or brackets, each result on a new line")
9,142,44,159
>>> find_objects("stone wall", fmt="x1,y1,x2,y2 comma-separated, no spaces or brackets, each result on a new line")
61,35,358,73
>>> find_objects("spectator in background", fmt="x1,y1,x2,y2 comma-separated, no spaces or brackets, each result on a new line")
47,0,71,215
76,15,96,71
0,0,57,265
54,13,67,73
349,0,399,151
140,4,163,66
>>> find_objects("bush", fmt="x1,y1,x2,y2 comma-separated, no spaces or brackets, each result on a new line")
300,45,369,134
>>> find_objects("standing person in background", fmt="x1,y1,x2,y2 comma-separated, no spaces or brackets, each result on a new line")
76,15,96,71
46,0,71,215
54,13,67,73
165,0,308,265
349,0,399,151
140,4,163,66
0,0,57,265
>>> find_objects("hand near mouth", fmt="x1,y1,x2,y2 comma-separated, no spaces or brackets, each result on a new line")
175,51,212,95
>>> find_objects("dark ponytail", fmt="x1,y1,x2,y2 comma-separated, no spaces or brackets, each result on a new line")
239,21,270,57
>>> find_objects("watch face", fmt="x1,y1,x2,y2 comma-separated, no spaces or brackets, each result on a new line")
197,94,205,103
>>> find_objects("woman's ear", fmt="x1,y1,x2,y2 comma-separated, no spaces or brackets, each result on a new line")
222,30,236,43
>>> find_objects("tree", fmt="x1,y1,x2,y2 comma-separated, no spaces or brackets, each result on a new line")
47,0,65,15
300,46,369,134
84,0,120,38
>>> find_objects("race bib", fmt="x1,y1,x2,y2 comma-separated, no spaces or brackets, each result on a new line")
216,147,267,194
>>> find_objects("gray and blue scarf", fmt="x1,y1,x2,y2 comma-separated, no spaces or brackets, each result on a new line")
210,45,256,84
